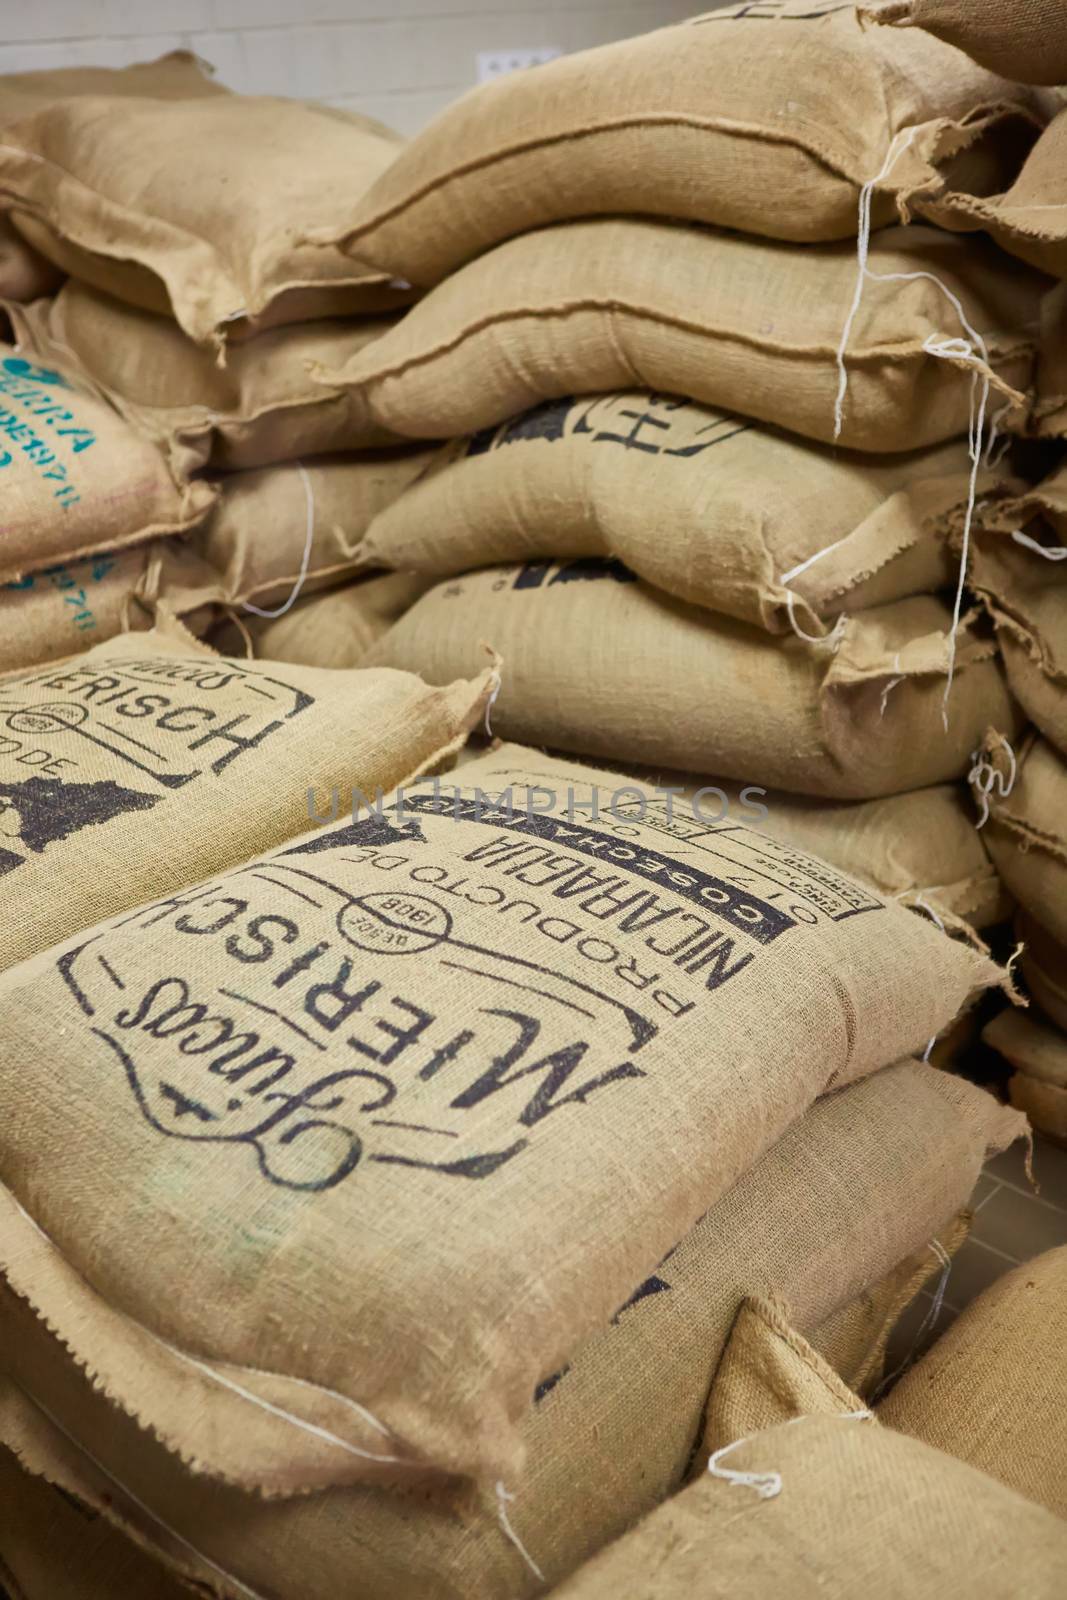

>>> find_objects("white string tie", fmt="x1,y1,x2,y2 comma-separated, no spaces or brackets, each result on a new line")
835,126,995,732
241,461,314,619
968,737,1017,830
495,1482,545,1581
1012,529,1067,561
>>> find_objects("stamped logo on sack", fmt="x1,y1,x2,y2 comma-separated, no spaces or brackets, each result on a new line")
0,655,313,877
0,356,94,509
467,392,752,464
55,772,884,1194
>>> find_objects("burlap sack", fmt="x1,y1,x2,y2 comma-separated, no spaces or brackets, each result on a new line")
362,394,995,635
0,211,62,301
0,1269,931,1600
751,784,1006,928
1018,912,1067,1034
322,3,1053,285
0,541,222,677
984,1005,1067,1143
370,567,1020,798
702,1295,873,1461
209,574,435,670
0,1444,186,1600
0,742,999,1492
435,749,1006,926
881,1245,1067,1516
0,1062,1019,1598
970,488,1067,754
977,733,1067,948
560,1414,1067,1598
324,221,1041,454
0,624,492,969
0,51,412,348
610,765,1005,928
0,343,215,584
860,0,1067,88
925,108,1067,280
195,451,436,613
6,286,394,480
812,1214,970,1398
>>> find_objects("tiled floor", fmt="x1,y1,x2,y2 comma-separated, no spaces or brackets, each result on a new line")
886,1133,1067,1373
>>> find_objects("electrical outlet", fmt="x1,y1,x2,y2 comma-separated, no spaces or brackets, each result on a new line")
476,48,562,84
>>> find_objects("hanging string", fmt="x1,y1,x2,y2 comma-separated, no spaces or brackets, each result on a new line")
834,126,998,730
968,736,1018,830
1011,529,1067,560
242,462,315,619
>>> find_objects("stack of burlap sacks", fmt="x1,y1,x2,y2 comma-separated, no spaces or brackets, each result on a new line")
297,2,1061,944
868,0,1067,1144
0,51,437,679
311,0,1067,1141
0,6,1065,1598
551,1243,1067,1597
0,724,1039,1598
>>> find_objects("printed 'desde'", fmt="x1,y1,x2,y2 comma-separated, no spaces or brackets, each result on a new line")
0,746,1000,1494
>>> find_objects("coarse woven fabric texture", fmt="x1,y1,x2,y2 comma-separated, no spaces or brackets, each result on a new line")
0,342,215,586
0,624,492,969
551,1415,1067,1598
880,1246,1067,1516
319,221,1043,454
362,393,985,638
322,1,1054,280
0,1064,1018,1598
860,0,1067,88
0,50,412,347
370,566,1021,799
0,745,1002,1496
6,287,398,481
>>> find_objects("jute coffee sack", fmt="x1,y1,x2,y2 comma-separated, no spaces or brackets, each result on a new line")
808,1215,970,1400
974,733,1067,948
970,481,1067,753
555,1415,1067,1599
600,761,1005,928
327,221,1041,454
984,1006,1067,1143
881,1246,1067,1516
0,52,412,348
0,1063,1018,1595
323,2,1054,284
7,286,395,480
363,394,988,636
701,1295,874,1461
196,451,437,614
370,565,1020,798
0,744,999,1490
0,1442,188,1600
0,1260,949,1600
0,541,221,678
701,782,1005,929
860,0,1067,88
209,574,435,670
0,211,62,301
0,625,492,969
0,344,214,585
925,108,1067,280
13,1394,1065,1600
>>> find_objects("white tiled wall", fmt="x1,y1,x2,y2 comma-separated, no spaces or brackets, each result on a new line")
0,1,710,134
